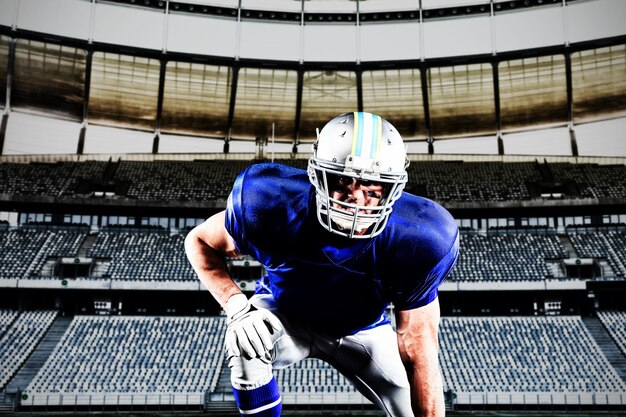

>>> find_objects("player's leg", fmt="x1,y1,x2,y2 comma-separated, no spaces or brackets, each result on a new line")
229,354,281,417
228,293,311,417
316,324,413,417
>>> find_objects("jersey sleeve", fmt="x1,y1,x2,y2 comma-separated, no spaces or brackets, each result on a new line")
224,163,310,259
385,196,460,311
224,168,252,255
393,232,459,310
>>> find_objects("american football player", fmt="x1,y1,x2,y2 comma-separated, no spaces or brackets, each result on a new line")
185,112,459,417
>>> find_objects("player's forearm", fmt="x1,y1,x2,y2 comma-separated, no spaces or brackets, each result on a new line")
184,230,242,306
396,301,445,417
405,361,445,417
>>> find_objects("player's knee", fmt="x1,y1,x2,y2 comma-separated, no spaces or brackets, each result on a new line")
229,355,282,417
228,354,274,390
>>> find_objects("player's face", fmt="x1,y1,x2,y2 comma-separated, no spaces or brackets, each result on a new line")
328,174,386,214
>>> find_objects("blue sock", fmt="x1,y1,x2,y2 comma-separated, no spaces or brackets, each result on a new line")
232,376,282,416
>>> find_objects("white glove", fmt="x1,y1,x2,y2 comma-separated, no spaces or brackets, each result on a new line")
224,294,283,361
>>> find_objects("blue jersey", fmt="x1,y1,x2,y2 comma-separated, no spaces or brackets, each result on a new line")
225,163,459,337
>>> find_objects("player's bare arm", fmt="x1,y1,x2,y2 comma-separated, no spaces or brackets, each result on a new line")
184,210,243,306
396,298,445,417
185,211,282,361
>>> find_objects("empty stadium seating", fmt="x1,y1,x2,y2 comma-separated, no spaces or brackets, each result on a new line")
14,313,626,408
86,230,196,282
0,310,58,390
114,160,254,201
439,316,626,394
0,228,88,280
408,161,542,202
0,226,197,282
274,359,355,394
568,231,626,277
598,311,626,358
29,230,87,278
1,159,625,203
0,229,52,279
25,316,227,395
449,233,567,282
4,225,626,283
550,163,626,200
0,162,108,197
0,163,76,197
0,309,19,338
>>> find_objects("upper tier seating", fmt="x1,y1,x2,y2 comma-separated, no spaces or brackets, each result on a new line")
0,162,76,197
550,163,626,199
0,162,108,197
408,161,541,202
449,233,568,281
568,231,626,277
114,160,254,201
1,159,625,203
87,231,196,281
4,226,626,283
0,228,87,280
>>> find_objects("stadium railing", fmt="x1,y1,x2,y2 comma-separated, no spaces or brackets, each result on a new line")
20,392,204,408
455,391,625,408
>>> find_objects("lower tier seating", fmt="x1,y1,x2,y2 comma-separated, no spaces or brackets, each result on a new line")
439,316,626,394
26,316,227,395
18,314,626,400
597,310,626,358
0,310,58,390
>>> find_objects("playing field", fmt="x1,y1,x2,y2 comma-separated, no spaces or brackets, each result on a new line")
5,411,626,417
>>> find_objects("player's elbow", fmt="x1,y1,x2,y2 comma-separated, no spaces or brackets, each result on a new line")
396,321,441,374
398,332,437,369
184,225,204,260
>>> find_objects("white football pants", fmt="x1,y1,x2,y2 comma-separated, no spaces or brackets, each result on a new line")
228,293,414,417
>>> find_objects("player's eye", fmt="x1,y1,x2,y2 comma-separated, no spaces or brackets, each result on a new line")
366,191,382,199
328,175,352,188
337,176,352,185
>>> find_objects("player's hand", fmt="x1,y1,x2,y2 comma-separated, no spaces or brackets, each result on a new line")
224,294,282,361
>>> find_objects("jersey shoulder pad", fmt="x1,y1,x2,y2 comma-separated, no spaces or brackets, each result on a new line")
380,193,459,309
227,163,310,253
386,192,458,262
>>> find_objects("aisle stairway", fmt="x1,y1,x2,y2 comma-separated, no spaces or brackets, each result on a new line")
205,358,236,413
0,392,13,414
582,316,626,383
5,315,73,394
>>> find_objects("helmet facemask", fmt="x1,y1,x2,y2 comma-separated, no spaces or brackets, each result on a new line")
307,112,408,239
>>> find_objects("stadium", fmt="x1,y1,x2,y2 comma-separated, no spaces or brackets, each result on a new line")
0,0,625,416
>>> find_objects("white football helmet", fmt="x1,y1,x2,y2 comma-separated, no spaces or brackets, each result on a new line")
308,112,408,239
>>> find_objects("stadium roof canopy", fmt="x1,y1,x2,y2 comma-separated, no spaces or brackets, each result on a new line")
0,0,624,156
